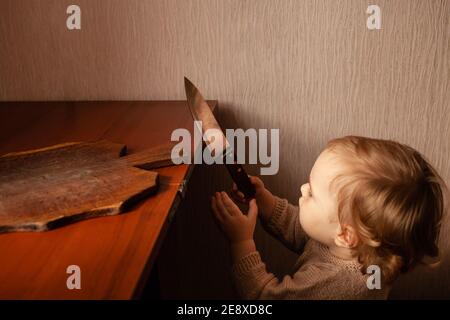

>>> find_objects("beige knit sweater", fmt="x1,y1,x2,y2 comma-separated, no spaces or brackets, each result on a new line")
231,196,390,300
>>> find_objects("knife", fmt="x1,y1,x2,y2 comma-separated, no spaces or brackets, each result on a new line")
184,77,256,199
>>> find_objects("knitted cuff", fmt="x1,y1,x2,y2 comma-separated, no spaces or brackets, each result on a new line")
267,196,289,233
232,251,262,277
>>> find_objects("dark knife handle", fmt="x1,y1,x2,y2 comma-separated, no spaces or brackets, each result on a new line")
223,153,256,199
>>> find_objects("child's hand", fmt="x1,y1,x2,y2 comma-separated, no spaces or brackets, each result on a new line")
211,191,258,244
231,176,276,221
231,176,266,203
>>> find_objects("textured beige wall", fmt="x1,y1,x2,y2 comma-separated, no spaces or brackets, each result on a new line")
1,0,449,298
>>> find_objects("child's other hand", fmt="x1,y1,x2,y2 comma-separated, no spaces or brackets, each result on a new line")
211,191,258,244
231,176,265,203
231,176,276,221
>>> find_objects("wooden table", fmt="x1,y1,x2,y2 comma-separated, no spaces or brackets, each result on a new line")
0,100,216,299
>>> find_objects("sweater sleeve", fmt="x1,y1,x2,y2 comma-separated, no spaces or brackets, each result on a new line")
231,250,372,300
260,196,308,253
231,251,331,300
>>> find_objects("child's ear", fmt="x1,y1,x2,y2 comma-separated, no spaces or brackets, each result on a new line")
334,224,359,249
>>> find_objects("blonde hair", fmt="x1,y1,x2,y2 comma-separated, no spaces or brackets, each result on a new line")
326,136,448,284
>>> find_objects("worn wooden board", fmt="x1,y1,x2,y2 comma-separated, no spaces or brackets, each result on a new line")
0,140,176,233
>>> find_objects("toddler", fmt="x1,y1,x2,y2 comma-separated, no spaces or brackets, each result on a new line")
211,136,447,299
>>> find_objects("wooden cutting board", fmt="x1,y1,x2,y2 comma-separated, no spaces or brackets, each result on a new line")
0,140,177,233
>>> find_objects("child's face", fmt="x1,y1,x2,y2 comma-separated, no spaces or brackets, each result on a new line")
298,149,343,246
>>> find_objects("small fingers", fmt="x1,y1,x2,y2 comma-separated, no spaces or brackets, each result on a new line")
230,191,247,204
215,192,232,218
248,175,263,189
231,184,247,202
236,190,245,199
221,192,241,216
248,199,259,221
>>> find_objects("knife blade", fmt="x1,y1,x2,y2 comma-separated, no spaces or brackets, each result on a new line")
184,77,256,199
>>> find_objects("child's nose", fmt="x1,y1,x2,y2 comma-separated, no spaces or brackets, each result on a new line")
300,183,309,197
